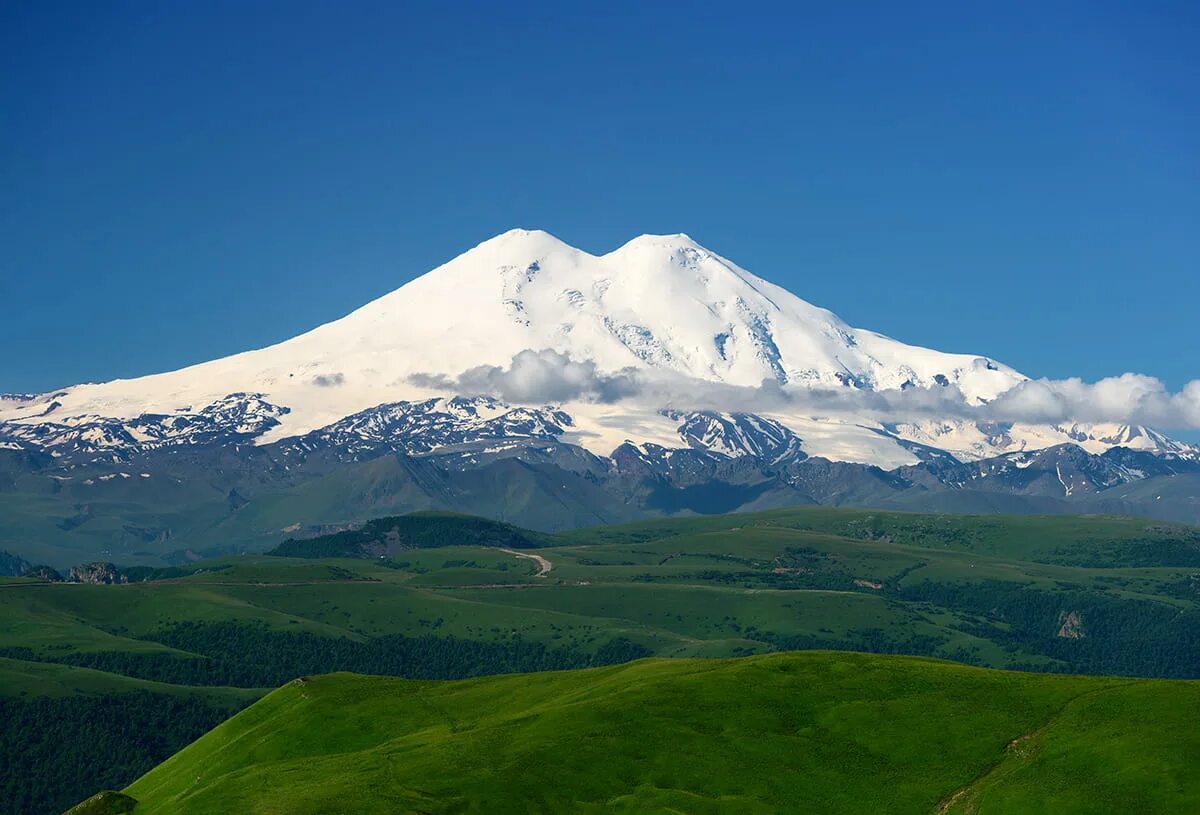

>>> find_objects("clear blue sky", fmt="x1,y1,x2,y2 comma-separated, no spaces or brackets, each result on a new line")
2,0,1196,395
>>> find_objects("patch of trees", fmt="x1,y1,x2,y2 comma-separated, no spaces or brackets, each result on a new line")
634,569,863,593
629,547,888,593
268,512,551,559
15,624,652,689
1042,535,1200,568
118,564,230,582
760,628,951,661
0,691,239,815
0,627,653,814
895,579,1200,678
815,515,992,551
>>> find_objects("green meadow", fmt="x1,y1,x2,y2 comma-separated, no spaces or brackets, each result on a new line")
117,652,1200,814
2,507,1198,812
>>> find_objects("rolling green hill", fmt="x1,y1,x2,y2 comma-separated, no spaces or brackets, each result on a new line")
111,651,1200,814
5,507,1200,813
266,511,552,558
560,506,1200,566
6,508,1199,682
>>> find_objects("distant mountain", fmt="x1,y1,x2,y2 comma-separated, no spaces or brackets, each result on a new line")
4,229,1192,468
2,398,1199,569
0,230,1022,422
1,229,1196,566
0,549,30,576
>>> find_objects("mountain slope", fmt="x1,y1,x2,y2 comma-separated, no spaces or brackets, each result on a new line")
3,229,1194,472
1,230,1023,434
118,652,1200,814
4,422,1200,569
2,229,1195,565
0,229,1047,468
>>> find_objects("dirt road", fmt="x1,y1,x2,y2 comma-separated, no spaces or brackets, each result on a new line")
500,548,553,578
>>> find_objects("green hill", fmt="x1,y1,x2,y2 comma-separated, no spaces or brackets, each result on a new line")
5,506,1200,813
561,506,1200,567
118,651,1199,814
266,511,552,558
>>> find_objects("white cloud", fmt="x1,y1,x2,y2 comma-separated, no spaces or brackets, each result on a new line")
410,349,639,404
412,349,1200,430
984,374,1200,429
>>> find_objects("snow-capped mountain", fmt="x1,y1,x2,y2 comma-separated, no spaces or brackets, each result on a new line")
888,419,1198,462
277,396,573,460
900,443,1200,498
0,229,1194,468
0,394,288,461
5,227,1198,568
671,411,807,465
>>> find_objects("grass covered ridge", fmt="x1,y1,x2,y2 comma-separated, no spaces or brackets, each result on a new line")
266,511,552,559
124,651,1200,814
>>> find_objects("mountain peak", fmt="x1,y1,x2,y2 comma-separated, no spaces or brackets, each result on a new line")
610,232,705,256
0,227,1049,466
474,230,710,260
471,227,571,253
490,227,558,241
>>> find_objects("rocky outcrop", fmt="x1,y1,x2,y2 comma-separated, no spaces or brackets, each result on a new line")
1057,610,1085,639
68,562,125,585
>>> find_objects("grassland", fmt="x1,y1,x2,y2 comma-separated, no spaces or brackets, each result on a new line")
4,507,1199,813
6,508,1198,678
115,651,1200,814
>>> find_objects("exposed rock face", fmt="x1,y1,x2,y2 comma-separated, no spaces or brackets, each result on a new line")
1057,610,1085,639
68,562,125,585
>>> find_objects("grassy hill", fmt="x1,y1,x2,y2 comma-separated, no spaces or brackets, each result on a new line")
6,508,1199,680
5,507,1200,813
266,511,552,558
113,651,1199,814
561,506,1200,566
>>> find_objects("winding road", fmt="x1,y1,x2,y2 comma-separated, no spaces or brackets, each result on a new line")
500,549,553,578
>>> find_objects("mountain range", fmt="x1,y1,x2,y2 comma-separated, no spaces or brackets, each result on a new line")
2,229,1197,567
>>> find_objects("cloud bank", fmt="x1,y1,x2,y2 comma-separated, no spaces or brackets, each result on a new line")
409,349,640,404
410,350,1200,430
984,374,1200,429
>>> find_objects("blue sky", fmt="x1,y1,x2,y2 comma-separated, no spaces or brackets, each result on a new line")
2,1,1196,399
